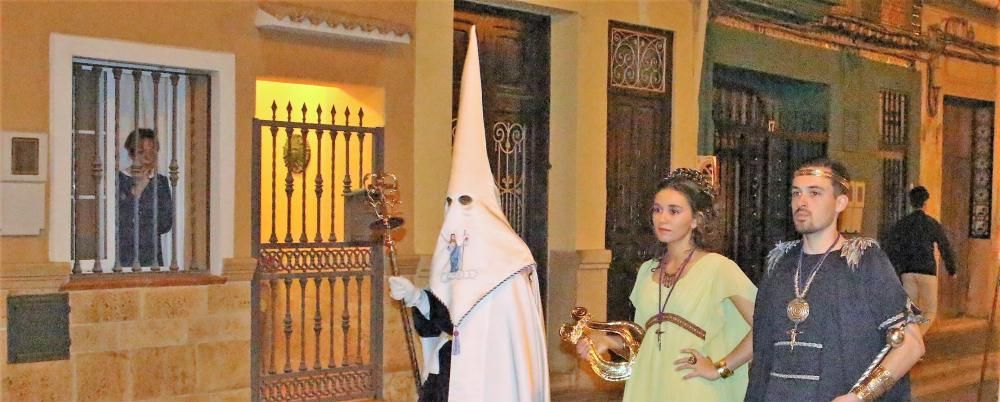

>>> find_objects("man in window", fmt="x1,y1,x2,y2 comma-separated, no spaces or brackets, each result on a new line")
117,128,173,269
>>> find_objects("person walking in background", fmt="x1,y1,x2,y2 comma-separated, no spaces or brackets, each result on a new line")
883,186,958,334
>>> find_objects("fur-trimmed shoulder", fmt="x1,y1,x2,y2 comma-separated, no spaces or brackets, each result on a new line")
839,237,879,270
766,240,800,274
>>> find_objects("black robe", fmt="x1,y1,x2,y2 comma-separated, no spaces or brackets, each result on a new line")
412,291,454,402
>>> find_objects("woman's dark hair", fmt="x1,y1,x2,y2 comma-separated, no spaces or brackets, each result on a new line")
654,168,717,251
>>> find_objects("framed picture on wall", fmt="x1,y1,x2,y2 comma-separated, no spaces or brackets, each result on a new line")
2,131,47,183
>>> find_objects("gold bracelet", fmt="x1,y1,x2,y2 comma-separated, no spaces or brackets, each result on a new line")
714,358,734,379
850,366,895,402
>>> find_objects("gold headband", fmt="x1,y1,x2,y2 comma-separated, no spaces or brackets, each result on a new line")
794,167,850,192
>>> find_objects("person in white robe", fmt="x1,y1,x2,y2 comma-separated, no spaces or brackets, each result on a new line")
388,25,550,402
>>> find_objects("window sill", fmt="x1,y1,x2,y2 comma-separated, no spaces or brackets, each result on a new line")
60,272,226,291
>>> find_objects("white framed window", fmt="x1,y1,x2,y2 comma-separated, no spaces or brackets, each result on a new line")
49,34,235,275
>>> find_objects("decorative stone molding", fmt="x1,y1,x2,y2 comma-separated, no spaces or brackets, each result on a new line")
256,2,411,45
821,13,922,49
60,273,226,291
223,257,256,281
927,17,1000,64
577,249,612,271
713,2,1000,67
927,0,1000,24
1,262,70,290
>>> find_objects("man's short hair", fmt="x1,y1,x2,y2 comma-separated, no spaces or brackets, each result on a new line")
124,128,157,157
796,157,851,196
909,186,929,209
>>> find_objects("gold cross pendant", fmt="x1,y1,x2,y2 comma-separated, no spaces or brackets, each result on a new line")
787,326,802,351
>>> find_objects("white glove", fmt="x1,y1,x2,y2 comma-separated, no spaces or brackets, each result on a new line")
388,276,423,307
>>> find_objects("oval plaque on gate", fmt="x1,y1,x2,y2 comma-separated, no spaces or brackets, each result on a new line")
283,132,311,174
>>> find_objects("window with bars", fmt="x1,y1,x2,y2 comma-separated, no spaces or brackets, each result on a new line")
70,59,211,274
879,90,908,149
879,89,909,233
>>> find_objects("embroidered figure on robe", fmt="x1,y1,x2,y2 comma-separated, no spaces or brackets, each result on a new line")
446,232,468,273
447,234,461,273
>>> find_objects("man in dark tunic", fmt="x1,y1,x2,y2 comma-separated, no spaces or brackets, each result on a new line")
746,158,925,402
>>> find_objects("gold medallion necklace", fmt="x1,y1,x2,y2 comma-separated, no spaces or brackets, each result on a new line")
786,234,840,349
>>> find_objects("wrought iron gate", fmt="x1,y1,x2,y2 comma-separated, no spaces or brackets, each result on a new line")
251,102,385,401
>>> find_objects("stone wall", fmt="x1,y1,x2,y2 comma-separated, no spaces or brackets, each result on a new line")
1,280,251,401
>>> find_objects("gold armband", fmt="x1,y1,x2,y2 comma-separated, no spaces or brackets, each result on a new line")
850,365,895,401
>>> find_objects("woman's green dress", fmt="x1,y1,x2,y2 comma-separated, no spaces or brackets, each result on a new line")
624,253,757,402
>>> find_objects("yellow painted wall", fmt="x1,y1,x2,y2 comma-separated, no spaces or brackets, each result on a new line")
0,0,700,263
0,1,417,264
411,0,701,383
1,0,706,395
254,80,384,244
918,5,1000,317
412,0,701,255
1,1,419,399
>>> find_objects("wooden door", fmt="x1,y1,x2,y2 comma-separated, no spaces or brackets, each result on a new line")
605,22,673,321
454,2,551,303
941,96,994,316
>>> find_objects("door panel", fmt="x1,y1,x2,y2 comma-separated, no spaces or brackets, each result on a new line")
605,21,673,321
454,2,551,305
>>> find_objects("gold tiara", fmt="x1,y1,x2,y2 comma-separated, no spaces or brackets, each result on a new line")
662,168,716,203
794,167,850,192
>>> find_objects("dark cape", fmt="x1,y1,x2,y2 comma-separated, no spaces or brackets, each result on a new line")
412,291,454,402
745,238,912,402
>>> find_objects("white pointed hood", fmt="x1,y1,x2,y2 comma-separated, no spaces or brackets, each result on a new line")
428,25,536,326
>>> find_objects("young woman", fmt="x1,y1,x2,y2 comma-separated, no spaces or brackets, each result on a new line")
576,168,756,401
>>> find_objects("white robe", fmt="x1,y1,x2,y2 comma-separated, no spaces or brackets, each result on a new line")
445,270,549,402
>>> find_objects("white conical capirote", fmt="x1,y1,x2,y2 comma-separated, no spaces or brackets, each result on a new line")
428,25,536,325
447,26,501,211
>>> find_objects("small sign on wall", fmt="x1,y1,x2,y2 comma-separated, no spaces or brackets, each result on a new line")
1,131,47,236
839,180,866,234
2,131,47,182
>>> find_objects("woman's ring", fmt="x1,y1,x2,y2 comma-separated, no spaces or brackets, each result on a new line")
687,355,697,365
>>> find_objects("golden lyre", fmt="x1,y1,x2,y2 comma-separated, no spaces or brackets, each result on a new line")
559,307,645,382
